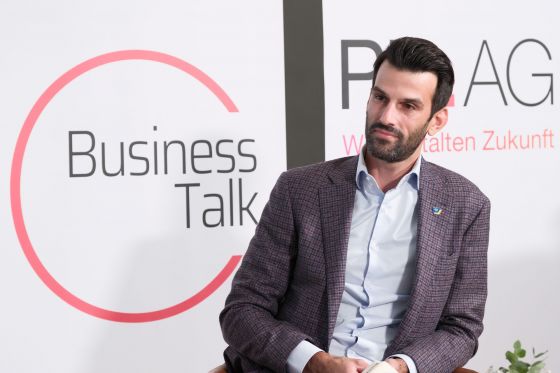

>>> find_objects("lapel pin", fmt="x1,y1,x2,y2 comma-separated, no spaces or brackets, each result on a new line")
432,207,443,215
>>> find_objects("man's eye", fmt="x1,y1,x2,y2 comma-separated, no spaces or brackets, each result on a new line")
373,95,385,101
404,103,416,110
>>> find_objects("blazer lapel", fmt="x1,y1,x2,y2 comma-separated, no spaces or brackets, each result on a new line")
318,157,357,342
386,160,452,354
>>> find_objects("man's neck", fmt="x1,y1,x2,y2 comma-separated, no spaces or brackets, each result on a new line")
365,150,421,193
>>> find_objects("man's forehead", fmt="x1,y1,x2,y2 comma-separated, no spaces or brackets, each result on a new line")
373,61,437,100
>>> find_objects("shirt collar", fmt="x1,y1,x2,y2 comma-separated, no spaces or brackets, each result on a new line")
355,148,421,192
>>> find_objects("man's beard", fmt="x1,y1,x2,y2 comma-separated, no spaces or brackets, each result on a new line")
365,119,429,163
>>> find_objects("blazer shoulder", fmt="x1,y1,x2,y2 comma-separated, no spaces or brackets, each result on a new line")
281,156,358,188
422,159,490,208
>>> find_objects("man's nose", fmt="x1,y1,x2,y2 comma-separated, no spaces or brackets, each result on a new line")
378,103,398,126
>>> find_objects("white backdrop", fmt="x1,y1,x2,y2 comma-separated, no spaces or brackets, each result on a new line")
0,1,285,372
2,1,559,373
323,1,560,371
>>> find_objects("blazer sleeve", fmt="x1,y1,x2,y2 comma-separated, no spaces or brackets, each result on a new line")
396,196,491,373
219,171,310,372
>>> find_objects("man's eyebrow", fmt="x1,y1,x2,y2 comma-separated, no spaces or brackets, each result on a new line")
372,87,425,107
372,87,386,95
402,98,424,108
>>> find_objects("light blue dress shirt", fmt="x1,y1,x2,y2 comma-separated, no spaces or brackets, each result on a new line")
286,151,421,373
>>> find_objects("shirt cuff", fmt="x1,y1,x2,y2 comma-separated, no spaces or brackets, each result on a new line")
389,354,417,373
286,340,323,373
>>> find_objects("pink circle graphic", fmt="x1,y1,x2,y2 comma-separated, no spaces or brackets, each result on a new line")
11,50,242,322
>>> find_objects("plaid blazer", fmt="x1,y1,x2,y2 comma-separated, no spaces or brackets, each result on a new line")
220,156,490,373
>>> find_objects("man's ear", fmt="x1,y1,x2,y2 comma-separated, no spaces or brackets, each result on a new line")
427,107,448,136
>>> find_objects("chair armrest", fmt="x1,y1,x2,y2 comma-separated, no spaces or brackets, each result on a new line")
209,362,478,373
208,363,227,373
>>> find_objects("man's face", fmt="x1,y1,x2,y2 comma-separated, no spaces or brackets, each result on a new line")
365,61,439,163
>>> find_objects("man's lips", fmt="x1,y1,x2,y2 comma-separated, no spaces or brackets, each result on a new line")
372,127,399,138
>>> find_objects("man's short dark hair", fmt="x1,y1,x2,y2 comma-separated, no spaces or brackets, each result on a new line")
373,36,454,116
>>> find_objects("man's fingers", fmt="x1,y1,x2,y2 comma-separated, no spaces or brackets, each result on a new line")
361,361,399,373
352,358,370,371
304,352,370,373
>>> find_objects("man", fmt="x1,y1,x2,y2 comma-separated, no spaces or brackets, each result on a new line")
220,37,490,373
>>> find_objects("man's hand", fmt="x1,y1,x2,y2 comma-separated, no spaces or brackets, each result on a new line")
303,351,369,373
385,358,409,373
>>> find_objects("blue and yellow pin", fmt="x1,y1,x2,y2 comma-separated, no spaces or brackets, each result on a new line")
432,207,443,215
